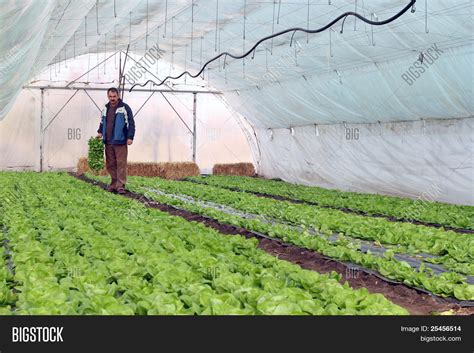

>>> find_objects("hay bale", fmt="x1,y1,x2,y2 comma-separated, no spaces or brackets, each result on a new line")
126,162,162,177
162,162,200,179
76,158,200,179
76,157,89,175
128,162,200,179
212,163,255,176
76,157,107,176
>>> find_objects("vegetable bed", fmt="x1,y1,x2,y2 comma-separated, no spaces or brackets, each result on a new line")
85,174,474,301
186,176,474,230
0,172,408,315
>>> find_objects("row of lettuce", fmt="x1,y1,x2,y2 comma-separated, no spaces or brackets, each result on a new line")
0,172,408,315
85,174,473,301
186,176,474,230
124,175,474,275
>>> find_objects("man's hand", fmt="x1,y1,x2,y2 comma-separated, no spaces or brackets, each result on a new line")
96,133,103,139
127,139,133,146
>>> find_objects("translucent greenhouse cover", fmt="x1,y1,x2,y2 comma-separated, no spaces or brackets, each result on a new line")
0,0,472,205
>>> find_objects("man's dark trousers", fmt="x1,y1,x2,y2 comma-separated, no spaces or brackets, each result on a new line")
105,144,127,190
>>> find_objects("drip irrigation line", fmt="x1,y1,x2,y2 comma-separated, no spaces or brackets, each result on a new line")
276,0,281,24
104,34,107,74
96,0,100,35
146,0,149,51
185,179,474,234
163,0,168,38
143,186,474,283
129,11,132,45
271,0,276,54
191,0,194,61
215,0,219,52
129,183,472,306
129,0,416,91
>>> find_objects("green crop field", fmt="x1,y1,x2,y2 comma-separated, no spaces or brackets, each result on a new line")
1,171,472,316
86,173,474,302
0,172,412,315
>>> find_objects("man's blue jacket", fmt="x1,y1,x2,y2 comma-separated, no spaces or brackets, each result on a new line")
97,99,135,145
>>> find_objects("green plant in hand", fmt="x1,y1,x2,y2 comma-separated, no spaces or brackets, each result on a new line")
88,137,104,173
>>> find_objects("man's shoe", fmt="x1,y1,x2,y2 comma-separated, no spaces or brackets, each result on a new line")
107,186,117,193
117,188,126,195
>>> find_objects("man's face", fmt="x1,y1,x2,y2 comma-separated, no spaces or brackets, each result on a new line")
108,91,119,105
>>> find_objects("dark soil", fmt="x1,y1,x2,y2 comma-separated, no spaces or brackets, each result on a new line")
184,179,474,234
73,173,473,315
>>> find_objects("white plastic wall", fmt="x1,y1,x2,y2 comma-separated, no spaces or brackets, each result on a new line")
0,52,254,173
255,118,473,205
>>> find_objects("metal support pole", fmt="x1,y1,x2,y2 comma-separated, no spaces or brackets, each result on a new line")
159,93,193,133
83,89,102,112
120,45,130,100
42,90,80,132
134,91,155,118
66,51,118,87
24,85,221,95
40,88,44,172
192,92,197,163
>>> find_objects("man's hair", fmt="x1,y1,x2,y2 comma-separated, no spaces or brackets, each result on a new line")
107,87,120,95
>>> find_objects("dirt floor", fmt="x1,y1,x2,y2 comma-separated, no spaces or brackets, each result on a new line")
74,173,473,315
184,180,474,235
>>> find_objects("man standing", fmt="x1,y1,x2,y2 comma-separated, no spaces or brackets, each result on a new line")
96,88,135,194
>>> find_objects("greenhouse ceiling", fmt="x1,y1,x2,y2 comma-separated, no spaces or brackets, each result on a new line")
1,0,472,127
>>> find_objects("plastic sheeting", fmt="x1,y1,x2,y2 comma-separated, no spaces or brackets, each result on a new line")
2,0,472,123
221,45,473,127
0,0,188,119
254,117,473,205
0,53,253,172
0,0,472,204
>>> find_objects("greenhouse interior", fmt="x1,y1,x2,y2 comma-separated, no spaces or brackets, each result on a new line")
0,0,473,325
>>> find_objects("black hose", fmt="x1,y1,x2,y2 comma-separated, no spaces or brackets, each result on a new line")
129,0,416,91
